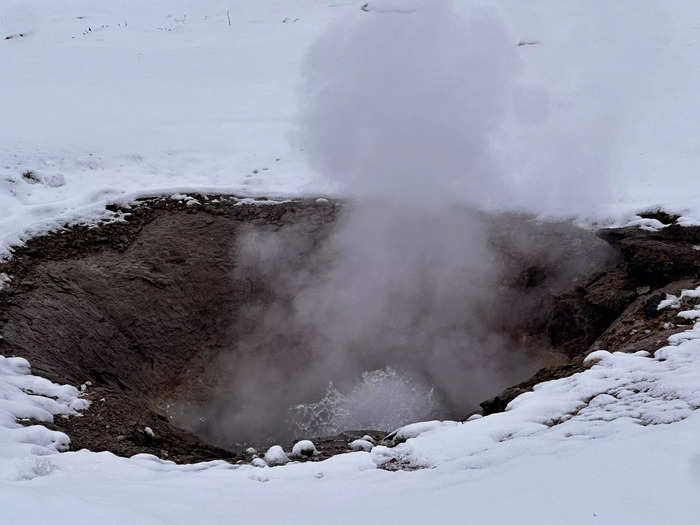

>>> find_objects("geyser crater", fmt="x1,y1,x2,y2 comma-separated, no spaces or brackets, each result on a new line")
0,196,622,461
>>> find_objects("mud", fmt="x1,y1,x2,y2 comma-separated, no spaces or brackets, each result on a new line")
1,195,341,461
1,196,698,463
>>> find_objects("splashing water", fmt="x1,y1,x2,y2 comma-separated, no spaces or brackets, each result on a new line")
289,367,439,435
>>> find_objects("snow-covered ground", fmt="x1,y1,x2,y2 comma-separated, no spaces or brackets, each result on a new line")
3,0,700,256
1,287,700,524
3,0,700,522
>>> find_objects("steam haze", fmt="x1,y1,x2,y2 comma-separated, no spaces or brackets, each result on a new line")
193,1,624,445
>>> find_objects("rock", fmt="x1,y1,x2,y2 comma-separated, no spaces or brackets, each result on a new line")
591,279,700,355
263,445,289,466
251,457,267,468
348,439,373,452
385,421,458,444
41,173,66,188
599,225,700,284
546,270,636,356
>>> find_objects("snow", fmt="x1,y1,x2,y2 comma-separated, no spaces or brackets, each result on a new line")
0,0,339,258
2,0,700,258
0,355,88,482
291,440,318,458
582,349,613,367
263,445,289,466
681,287,700,300
348,439,374,452
658,294,681,310
668,287,700,320
624,217,668,232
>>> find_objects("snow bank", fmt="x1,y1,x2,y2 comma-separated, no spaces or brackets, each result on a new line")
0,356,88,481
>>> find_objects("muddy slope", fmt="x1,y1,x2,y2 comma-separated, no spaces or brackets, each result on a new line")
0,196,338,462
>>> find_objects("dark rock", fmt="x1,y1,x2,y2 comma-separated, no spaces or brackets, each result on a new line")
637,208,681,224
598,225,700,285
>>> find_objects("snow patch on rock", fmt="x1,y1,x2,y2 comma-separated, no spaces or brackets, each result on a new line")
291,440,318,458
385,420,459,444
348,439,373,452
0,355,89,481
263,445,289,466
658,294,681,310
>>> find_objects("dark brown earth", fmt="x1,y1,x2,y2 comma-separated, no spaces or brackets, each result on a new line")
480,221,700,415
1,195,342,462
1,195,393,462
1,196,699,463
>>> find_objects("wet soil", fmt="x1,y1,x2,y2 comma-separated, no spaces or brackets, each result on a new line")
2,196,699,463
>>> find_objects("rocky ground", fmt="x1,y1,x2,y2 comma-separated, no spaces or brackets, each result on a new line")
481,216,700,415
1,197,698,464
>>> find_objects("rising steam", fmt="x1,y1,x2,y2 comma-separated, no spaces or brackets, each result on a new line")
190,1,623,446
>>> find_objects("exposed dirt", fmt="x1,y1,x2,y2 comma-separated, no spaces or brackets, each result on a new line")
0,195,343,462
2,196,698,463
480,221,700,416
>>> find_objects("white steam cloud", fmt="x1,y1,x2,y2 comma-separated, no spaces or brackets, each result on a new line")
193,1,628,446
302,1,518,207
